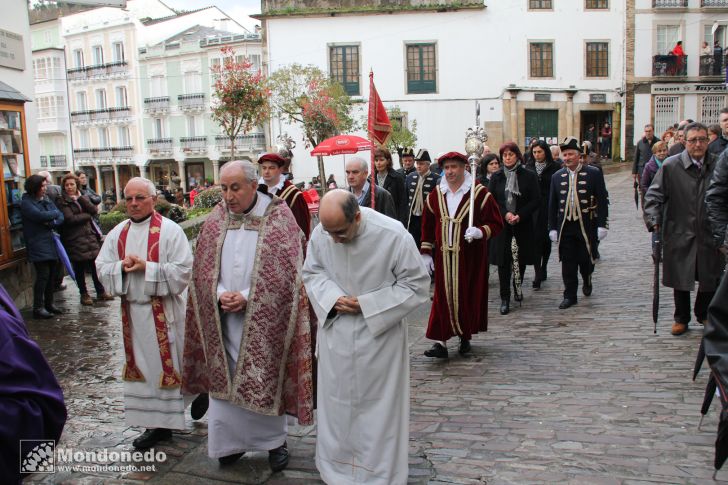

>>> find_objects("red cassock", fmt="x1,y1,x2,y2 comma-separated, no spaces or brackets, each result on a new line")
279,180,311,240
421,183,503,341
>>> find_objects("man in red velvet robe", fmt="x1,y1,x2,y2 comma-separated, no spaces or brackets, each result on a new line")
258,153,311,240
420,152,503,359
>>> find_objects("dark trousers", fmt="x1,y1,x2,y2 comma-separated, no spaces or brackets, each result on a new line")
674,289,715,324
408,215,422,249
498,262,526,300
535,230,552,282
72,260,105,296
559,223,593,300
33,260,57,310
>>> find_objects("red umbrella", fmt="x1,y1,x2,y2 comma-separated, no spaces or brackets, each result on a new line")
310,135,373,156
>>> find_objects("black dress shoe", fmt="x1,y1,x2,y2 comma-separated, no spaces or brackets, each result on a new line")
218,452,245,466
191,393,209,420
268,442,289,472
458,337,471,355
500,299,510,315
424,343,448,359
45,305,63,315
582,274,592,296
558,298,577,309
132,428,172,450
33,308,54,319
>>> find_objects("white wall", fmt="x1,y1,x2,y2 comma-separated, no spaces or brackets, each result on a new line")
2,0,38,170
266,2,626,183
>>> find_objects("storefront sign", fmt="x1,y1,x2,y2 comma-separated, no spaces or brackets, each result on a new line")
0,29,25,71
534,93,551,102
651,83,727,94
589,93,607,104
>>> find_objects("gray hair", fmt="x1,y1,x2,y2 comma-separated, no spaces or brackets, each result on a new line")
125,177,156,196
550,145,561,158
347,157,369,173
221,160,258,182
37,170,52,183
341,191,360,223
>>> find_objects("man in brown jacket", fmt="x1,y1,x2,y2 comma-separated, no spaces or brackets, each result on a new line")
644,122,724,336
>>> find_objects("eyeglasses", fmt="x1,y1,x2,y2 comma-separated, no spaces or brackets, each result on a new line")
125,195,150,203
686,137,709,145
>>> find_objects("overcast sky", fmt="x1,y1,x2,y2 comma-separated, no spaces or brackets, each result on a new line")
164,0,262,30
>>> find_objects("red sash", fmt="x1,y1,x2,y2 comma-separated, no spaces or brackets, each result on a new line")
117,211,181,389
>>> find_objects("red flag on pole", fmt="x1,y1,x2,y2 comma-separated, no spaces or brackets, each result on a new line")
368,71,392,146
367,71,391,211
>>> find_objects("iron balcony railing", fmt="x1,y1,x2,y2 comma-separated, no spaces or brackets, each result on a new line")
70,110,91,123
49,155,67,168
73,148,93,159
652,55,688,76
702,0,728,6
65,61,128,80
178,93,206,110
40,156,48,167
699,54,727,76
215,133,266,151
653,0,687,6
180,136,207,151
112,146,133,158
147,138,173,152
144,97,170,112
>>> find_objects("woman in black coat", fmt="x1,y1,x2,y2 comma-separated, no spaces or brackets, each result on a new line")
525,140,561,289
56,173,112,306
20,174,64,319
488,142,541,315
373,147,408,226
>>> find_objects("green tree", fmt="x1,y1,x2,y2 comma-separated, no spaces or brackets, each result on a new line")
269,64,355,187
386,106,418,167
210,46,270,161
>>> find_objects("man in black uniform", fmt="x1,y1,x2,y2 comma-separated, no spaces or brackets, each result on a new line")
548,137,609,309
405,149,439,248
397,147,416,177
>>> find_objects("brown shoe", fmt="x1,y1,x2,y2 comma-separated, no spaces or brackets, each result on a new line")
80,294,94,306
671,322,688,336
99,293,114,301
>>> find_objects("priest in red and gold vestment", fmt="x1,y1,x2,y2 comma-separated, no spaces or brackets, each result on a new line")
257,152,311,240
420,152,503,359
182,160,314,472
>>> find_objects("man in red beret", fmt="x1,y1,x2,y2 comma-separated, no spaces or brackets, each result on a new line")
258,152,311,240
420,152,504,359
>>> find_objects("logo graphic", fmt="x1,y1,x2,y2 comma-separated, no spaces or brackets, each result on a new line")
20,440,55,473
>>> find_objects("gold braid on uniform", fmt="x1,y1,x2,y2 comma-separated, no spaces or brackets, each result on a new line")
436,185,484,336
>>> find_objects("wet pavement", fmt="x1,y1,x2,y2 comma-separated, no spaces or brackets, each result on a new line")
23,165,725,484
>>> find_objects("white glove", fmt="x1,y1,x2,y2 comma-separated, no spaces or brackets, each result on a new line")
549,230,558,242
421,254,435,274
598,227,608,241
465,227,483,240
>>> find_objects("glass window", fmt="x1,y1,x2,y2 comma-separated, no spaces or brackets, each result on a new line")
586,42,609,77
153,118,164,139
92,45,103,65
530,0,552,8
150,75,165,97
115,86,127,107
585,0,608,8
76,91,87,111
73,49,84,68
78,129,89,148
329,45,360,96
657,25,680,56
118,126,130,147
184,71,202,93
406,43,437,94
186,116,196,137
95,89,106,110
530,42,554,78
98,127,109,148
0,109,29,255
112,42,124,63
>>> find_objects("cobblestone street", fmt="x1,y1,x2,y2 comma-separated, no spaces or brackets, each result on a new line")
24,166,722,484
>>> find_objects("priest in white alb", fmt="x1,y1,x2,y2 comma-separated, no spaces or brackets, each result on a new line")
96,177,193,450
303,189,430,485
182,160,314,472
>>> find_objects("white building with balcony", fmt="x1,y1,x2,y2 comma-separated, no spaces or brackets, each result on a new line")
631,0,728,143
31,18,72,180
258,0,627,184
138,25,264,191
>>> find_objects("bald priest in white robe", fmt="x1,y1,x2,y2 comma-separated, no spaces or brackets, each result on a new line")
303,190,430,485
96,177,193,450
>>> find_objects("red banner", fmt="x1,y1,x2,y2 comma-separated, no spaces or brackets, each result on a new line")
367,72,391,146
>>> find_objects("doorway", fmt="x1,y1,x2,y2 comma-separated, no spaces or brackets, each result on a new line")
525,110,559,151
581,111,613,159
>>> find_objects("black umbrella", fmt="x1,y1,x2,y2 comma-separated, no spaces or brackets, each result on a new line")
633,180,639,209
652,237,661,334
694,338,706,381
700,373,718,430
715,402,728,479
